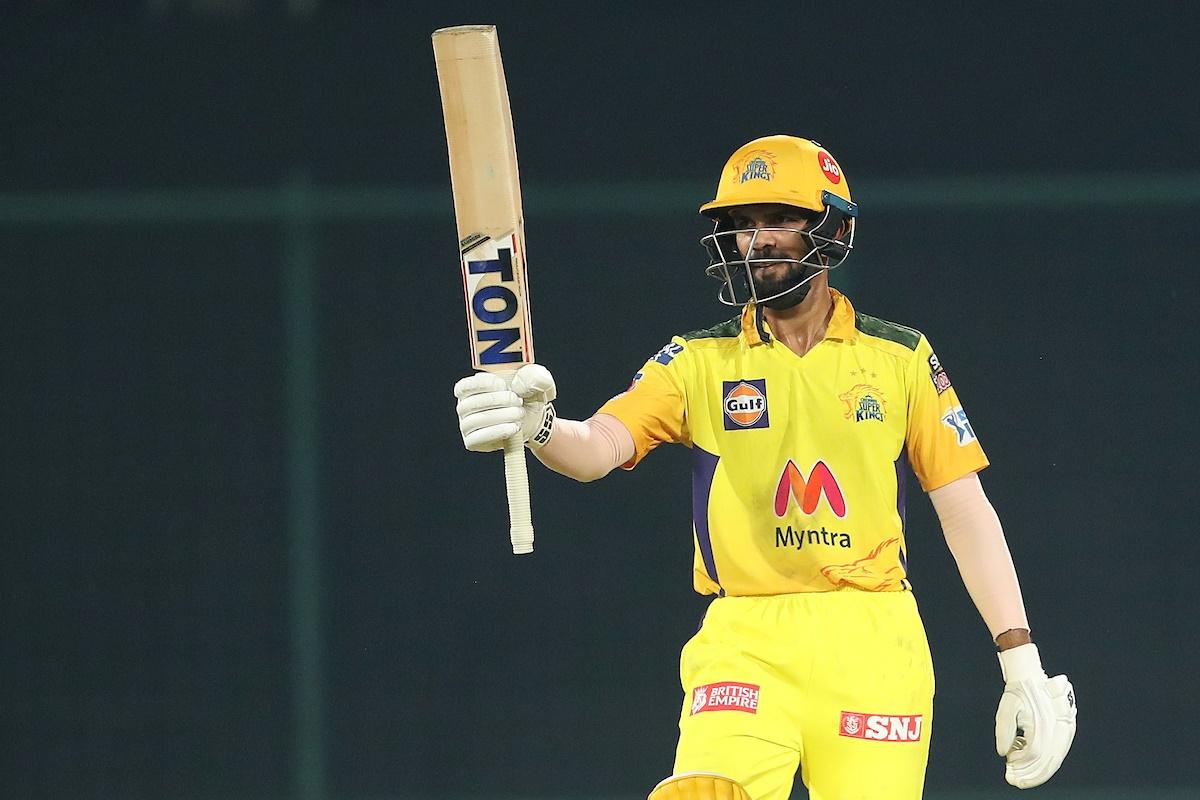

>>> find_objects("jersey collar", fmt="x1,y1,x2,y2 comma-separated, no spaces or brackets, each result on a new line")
826,289,858,341
740,289,858,346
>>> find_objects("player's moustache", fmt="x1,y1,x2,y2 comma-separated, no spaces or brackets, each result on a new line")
749,244,783,263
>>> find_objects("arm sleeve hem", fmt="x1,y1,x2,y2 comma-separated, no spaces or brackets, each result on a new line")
918,459,990,493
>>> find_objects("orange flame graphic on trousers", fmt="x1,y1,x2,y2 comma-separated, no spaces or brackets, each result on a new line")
820,537,905,591
773,460,847,518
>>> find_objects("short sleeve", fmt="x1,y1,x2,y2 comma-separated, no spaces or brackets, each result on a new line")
596,338,691,468
905,335,989,491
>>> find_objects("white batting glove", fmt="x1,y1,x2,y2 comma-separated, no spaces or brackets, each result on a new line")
453,364,557,452
995,643,1077,789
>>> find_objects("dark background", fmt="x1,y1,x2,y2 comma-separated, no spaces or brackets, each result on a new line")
3,2,1198,799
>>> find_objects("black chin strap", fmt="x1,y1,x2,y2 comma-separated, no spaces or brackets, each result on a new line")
754,303,772,343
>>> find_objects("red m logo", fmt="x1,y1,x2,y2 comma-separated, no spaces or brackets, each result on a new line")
773,460,847,518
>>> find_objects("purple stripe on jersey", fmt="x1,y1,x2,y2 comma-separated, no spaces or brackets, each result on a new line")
895,452,908,571
692,445,722,594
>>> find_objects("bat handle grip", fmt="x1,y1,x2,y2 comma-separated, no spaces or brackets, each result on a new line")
503,432,534,554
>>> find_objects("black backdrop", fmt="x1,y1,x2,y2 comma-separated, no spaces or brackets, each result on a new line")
3,3,1199,799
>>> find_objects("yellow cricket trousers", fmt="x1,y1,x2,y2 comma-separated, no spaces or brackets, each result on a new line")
673,590,935,800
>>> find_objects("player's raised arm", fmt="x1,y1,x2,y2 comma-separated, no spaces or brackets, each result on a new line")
454,364,635,483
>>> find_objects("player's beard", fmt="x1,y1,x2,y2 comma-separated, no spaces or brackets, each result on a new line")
749,260,819,310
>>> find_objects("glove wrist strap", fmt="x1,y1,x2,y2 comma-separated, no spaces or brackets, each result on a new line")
528,403,556,449
997,642,1046,683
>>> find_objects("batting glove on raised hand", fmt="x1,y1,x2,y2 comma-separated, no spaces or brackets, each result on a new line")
453,364,556,452
995,643,1077,789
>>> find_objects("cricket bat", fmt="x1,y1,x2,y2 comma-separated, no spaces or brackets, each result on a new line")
433,25,536,555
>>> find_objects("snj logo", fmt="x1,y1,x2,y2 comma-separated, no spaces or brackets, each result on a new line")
774,460,847,518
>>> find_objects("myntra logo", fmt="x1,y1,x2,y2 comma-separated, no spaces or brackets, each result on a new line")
773,460,847,518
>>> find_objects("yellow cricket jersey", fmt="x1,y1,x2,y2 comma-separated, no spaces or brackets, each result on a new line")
598,290,988,597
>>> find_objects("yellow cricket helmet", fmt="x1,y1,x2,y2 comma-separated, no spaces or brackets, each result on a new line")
698,136,859,309
699,135,854,217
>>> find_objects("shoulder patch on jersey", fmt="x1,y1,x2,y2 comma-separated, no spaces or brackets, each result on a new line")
681,316,742,341
854,313,921,351
649,341,684,366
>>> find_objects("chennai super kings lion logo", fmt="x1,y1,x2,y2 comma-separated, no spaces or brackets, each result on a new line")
736,150,776,183
839,384,887,423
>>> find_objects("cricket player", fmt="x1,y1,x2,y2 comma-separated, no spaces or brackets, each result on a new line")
453,135,1077,799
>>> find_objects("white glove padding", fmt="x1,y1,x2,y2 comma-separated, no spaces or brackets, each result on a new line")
453,364,557,452
995,643,1077,789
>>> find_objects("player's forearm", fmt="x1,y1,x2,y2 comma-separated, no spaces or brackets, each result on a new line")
532,413,635,483
929,473,1030,641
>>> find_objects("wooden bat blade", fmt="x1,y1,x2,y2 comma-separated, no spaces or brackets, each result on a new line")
434,24,535,554
433,25,534,372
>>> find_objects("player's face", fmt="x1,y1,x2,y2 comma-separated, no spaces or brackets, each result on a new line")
727,204,816,301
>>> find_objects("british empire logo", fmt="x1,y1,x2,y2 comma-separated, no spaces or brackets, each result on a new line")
691,682,761,715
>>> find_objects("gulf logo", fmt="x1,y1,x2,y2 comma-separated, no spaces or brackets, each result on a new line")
722,379,769,430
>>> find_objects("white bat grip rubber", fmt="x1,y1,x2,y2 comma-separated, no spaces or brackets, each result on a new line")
503,433,534,554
